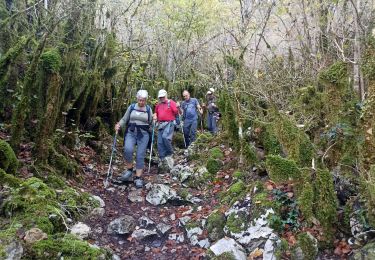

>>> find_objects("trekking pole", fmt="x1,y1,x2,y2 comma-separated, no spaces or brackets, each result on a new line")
104,133,117,188
148,123,155,174
180,117,186,148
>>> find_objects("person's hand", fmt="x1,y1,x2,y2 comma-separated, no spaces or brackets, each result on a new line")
211,103,216,107
115,123,121,133
176,101,180,107
202,103,206,108
153,114,157,122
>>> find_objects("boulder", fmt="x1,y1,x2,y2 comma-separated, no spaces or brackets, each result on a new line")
157,223,172,234
171,165,193,182
107,215,136,235
146,184,177,206
24,228,48,244
210,237,247,260
70,222,91,239
139,216,155,228
92,195,105,208
131,229,158,240
128,190,144,203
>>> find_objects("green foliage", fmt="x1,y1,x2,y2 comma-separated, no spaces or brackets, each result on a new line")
314,169,338,242
210,147,224,159
206,158,221,175
258,124,283,155
207,210,226,241
225,212,248,234
243,143,258,166
40,49,62,73
265,155,301,183
362,37,375,80
319,61,348,85
0,140,18,175
295,232,318,260
0,224,20,257
220,180,247,205
232,171,245,180
297,182,314,221
30,233,107,259
362,165,375,227
211,252,236,260
0,168,21,187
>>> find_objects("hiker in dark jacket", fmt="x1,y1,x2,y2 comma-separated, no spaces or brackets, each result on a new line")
179,90,203,147
115,89,152,188
205,88,219,135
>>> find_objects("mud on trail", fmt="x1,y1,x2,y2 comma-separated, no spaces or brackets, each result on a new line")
76,141,216,260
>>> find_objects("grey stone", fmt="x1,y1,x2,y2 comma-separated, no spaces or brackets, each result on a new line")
92,195,105,208
186,227,203,246
139,216,155,228
179,216,191,226
157,223,172,234
210,237,247,260
4,240,23,260
90,208,105,218
107,215,136,235
353,241,375,260
146,184,177,205
112,254,121,260
263,233,279,260
128,190,144,203
131,229,158,240
170,213,176,221
171,165,193,182
197,238,210,248
70,222,91,240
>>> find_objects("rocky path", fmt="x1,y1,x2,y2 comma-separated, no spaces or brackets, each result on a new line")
77,143,215,260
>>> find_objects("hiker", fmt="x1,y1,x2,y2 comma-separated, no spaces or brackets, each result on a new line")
179,90,203,147
205,88,219,135
115,89,152,188
153,89,179,167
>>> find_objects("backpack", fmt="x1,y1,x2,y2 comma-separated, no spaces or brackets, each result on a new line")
128,103,152,123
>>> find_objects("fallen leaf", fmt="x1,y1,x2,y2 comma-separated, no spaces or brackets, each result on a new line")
248,248,263,259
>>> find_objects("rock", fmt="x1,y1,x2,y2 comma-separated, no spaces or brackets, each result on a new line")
128,190,144,203
236,226,273,246
146,184,177,205
186,226,203,246
112,254,121,260
90,208,105,218
197,238,210,248
195,166,208,176
131,229,158,240
171,165,193,182
24,228,47,244
158,158,174,174
4,240,23,260
210,237,247,260
92,195,105,208
107,215,136,235
263,233,279,260
157,223,172,234
170,213,176,221
179,216,191,226
139,216,155,228
70,222,91,240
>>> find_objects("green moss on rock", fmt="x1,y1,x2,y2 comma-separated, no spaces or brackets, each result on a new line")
298,182,314,222
0,169,21,187
225,212,248,234
265,155,301,183
40,49,62,73
207,211,226,241
30,233,107,259
295,232,318,260
207,158,221,175
210,147,224,160
0,140,18,175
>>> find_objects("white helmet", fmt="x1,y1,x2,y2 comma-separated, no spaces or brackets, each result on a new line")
209,88,215,93
158,89,167,98
137,89,148,99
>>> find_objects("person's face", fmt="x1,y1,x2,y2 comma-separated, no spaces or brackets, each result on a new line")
183,92,190,100
137,97,147,107
159,96,166,102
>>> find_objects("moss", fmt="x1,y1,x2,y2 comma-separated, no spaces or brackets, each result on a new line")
0,224,21,257
225,212,248,234
221,180,247,205
185,220,200,230
173,132,186,149
58,188,98,218
207,211,226,241
232,171,245,180
314,169,338,243
211,251,236,260
243,143,258,166
40,49,62,74
196,132,213,144
275,238,289,260
0,168,21,187
297,182,314,222
48,146,78,176
363,37,375,80
295,232,318,260
362,165,375,227
265,155,301,183
0,140,18,175
30,233,107,259
259,125,282,155
178,188,189,200
210,147,224,160
319,61,348,85
229,180,245,194
207,158,221,175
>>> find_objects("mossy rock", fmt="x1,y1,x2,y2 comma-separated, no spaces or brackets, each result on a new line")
207,211,226,241
29,233,107,259
297,182,314,222
258,124,283,156
220,180,247,205
196,132,213,144
243,143,258,166
0,168,21,187
232,171,245,181
225,212,248,234
210,147,224,160
314,169,338,243
0,140,18,175
173,132,186,149
48,148,78,176
40,49,62,73
0,224,22,258
207,158,221,175
265,155,301,183
293,232,318,260
211,251,236,260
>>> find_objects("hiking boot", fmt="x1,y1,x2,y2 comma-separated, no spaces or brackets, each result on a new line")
118,169,133,182
134,178,144,188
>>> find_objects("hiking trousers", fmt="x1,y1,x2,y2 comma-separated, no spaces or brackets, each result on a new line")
157,121,174,159
123,129,149,169
183,118,198,147
208,112,217,135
